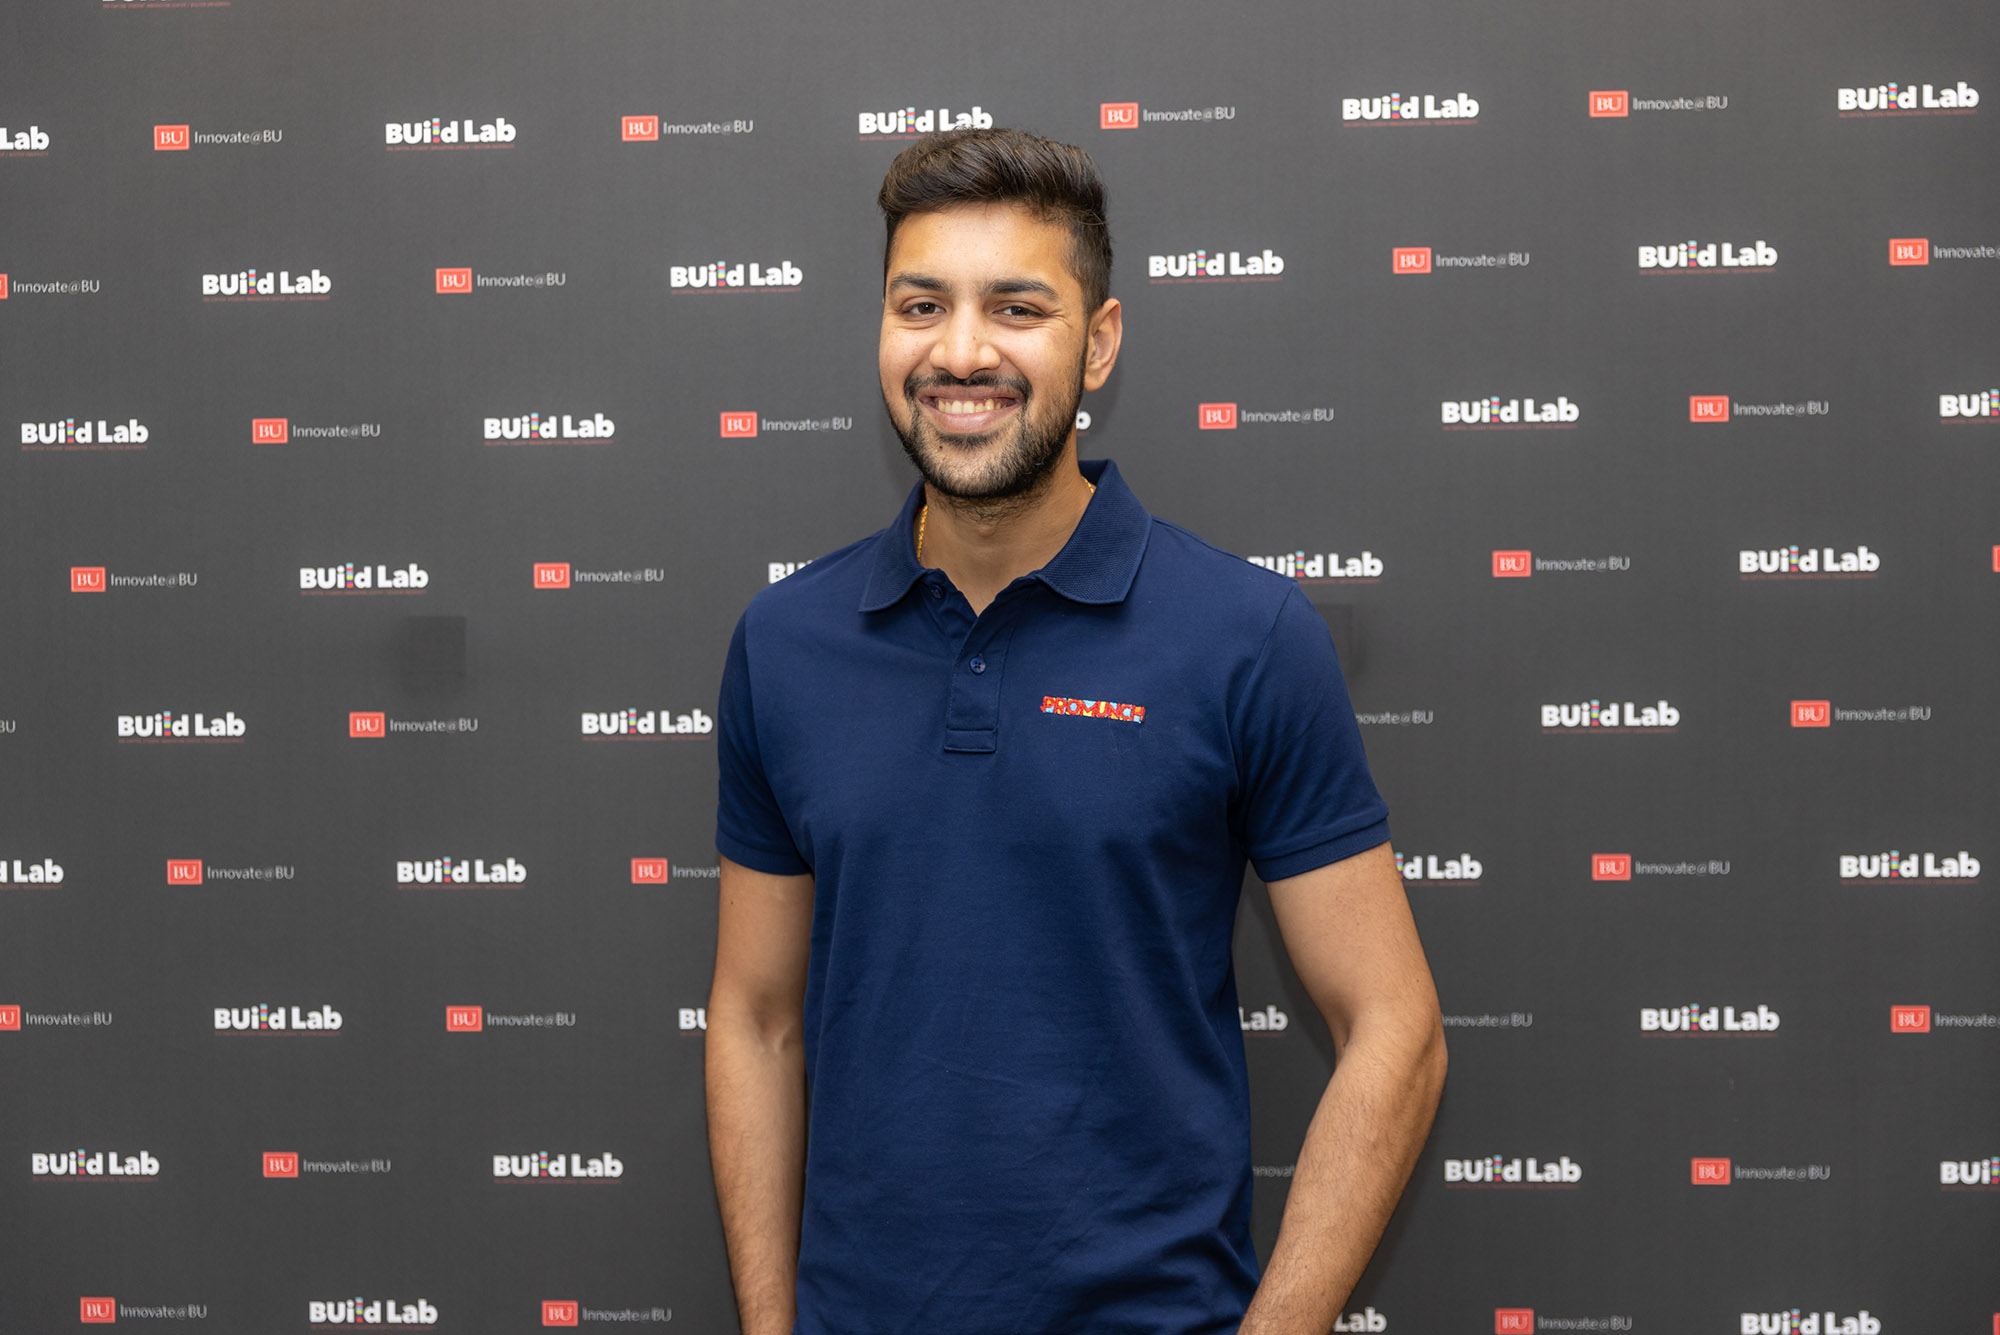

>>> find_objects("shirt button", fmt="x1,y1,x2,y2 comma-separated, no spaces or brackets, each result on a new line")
969,657,986,674
927,583,943,599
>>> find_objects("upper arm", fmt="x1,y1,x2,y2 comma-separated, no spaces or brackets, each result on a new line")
712,857,814,1036
1264,842,1440,1057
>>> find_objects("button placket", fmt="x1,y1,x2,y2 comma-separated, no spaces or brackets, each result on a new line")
941,606,1020,753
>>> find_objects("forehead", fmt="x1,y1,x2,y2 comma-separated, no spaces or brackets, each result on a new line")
886,203,1078,296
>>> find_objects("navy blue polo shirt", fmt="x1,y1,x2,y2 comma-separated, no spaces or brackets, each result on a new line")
716,459,1388,1335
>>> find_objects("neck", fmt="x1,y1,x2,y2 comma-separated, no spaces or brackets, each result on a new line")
919,445,1093,616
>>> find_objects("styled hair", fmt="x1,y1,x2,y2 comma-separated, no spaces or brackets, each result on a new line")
878,128,1112,313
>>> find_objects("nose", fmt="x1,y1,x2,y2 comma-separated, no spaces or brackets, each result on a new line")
928,308,1001,380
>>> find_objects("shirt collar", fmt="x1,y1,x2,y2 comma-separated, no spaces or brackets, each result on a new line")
858,458,1152,613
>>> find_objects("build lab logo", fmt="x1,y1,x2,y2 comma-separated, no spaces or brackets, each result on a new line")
1440,396,1579,427
0,857,64,886
1146,248,1285,281
1442,1154,1582,1186
1739,1311,1881,1334
580,708,714,737
1939,1156,1998,1188
667,258,803,290
215,1004,343,1032
307,1297,438,1326
482,412,615,444
1395,852,1482,885
385,114,516,147
1838,850,1979,884
1640,1003,1781,1033
1540,700,1680,732
31,1149,160,1178
299,563,429,594
1341,91,1479,123
1239,1005,1289,1032
395,858,527,886
493,1151,624,1180
0,124,51,156
1838,79,1978,114
1939,388,1997,420
1638,239,1777,271
1243,550,1383,582
200,268,331,300
20,417,150,451
116,711,247,742
1738,545,1880,579
857,103,993,138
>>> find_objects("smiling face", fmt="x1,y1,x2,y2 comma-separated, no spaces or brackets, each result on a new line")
880,202,1119,503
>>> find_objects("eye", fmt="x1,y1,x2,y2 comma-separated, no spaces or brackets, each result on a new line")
902,300,941,316
998,303,1040,318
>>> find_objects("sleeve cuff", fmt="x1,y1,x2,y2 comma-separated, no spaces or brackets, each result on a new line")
716,828,811,877
1251,816,1391,884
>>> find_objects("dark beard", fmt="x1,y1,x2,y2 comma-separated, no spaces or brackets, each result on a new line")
887,356,1084,505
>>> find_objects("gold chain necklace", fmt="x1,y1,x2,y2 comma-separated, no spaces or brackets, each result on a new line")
917,481,1094,566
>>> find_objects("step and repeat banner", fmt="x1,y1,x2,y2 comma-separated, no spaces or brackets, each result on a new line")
4,0,1996,1330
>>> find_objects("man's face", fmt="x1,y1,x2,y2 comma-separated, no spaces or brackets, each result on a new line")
880,203,1114,502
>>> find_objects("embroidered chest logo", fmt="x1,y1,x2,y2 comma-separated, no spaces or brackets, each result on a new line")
1042,696,1146,723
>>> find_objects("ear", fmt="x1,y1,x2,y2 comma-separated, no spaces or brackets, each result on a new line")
1082,297,1123,392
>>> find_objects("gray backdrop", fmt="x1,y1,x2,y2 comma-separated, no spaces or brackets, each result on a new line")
3,0,1996,1331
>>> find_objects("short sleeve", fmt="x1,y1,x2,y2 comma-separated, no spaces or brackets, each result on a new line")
1231,586,1390,882
715,614,811,876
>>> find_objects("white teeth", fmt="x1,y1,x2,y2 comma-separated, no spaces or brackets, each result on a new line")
937,398,1001,415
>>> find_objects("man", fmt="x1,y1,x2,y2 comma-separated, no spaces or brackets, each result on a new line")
707,128,1444,1335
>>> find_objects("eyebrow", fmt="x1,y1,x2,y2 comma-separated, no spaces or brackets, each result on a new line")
887,272,1061,300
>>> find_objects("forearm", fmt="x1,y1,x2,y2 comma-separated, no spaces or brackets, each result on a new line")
1237,1017,1446,1334
705,1007,807,1335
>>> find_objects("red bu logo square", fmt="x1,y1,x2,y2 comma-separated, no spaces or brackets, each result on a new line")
0,1006,19,1030
1392,247,1431,274
631,858,669,883
71,566,107,593
1888,238,1929,266
0,273,9,299
1198,403,1237,430
720,411,759,438
1100,102,1139,130
534,562,571,589
1691,1156,1731,1185
1890,1005,1930,1033
252,417,289,444
435,267,472,294
1589,90,1629,117
154,124,190,151
544,1301,580,1327
167,860,203,885
349,711,386,739
446,1005,484,1032
1495,1311,1535,1335
82,1298,117,1323
1992,545,2000,573
1492,550,1532,578
1791,699,1831,727
1689,395,1730,422
1592,853,1632,881
263,1151,298,1178
621,116,658,141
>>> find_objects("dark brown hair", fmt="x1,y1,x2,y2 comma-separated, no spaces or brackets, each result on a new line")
878,128,1112,313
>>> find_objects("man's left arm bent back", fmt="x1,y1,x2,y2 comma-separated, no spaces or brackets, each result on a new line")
1237,840,1446,1335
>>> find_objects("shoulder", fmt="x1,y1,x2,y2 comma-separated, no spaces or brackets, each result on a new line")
739,529,883,635
1136,517,1304,640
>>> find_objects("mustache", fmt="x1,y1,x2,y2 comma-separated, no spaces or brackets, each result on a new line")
905,371,1031,398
